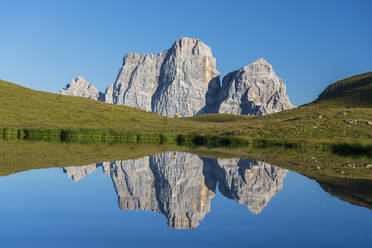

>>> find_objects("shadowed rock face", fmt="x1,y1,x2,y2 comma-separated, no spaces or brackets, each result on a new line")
216,58,294,115
63,153,287,229
60,38,294,117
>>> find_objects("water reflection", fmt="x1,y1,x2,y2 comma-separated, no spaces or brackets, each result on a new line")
63,152,287,229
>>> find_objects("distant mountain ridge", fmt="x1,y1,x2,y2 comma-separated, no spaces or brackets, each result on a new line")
61,37,294,117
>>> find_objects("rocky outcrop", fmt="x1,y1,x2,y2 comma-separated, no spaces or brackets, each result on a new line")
216,158,287,214
216,58,294,115
62,152,288,228
61,38,294,117
63,163,98,182
105,38,220,117
60,76,104,101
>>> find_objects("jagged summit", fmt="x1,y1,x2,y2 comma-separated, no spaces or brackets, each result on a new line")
215,58,295,115
60,38,294,117
104,37,220,117
60,76,104,101
170,37,213,57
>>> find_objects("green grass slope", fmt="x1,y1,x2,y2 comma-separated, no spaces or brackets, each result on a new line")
0,79,207,134
318,71,372,105
189,71,372,140
1,71,371,141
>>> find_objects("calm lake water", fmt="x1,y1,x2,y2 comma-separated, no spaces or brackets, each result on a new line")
0,151,371,248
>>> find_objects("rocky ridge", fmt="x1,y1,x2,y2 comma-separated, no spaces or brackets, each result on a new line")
61,38,294,116
216,58,294,115
61,76,104,101
63,152,287,229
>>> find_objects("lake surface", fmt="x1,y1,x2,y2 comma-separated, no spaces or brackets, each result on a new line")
0,151,371,248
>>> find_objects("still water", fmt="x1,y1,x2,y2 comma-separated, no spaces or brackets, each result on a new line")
0,152,371,247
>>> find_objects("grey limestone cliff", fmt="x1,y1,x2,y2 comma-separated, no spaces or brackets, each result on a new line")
216,58,294,115
105,38,220,117
60,38,294,117
60,76,104,101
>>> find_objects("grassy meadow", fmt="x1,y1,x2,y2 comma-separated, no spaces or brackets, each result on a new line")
0,71,371,144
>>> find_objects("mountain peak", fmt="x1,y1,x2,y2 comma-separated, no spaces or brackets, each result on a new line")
253,58,270,65
61,40,294,117
61,76,103,101
171,37,213,57
241,58,274,76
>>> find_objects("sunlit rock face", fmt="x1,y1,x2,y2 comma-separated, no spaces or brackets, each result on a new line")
150,38,220,117
60,39,295,117
105,52,166,111
216,58,294,115
216,158,287,214
60,76,104,101
105,38,220,117
62,153,287,228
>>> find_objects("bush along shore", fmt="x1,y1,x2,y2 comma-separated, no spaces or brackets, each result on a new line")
1,127,371,156
0,127,178,144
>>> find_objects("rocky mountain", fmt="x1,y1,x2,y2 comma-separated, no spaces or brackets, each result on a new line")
63,152,287,229
61,38,294,117
216,158,287,214
60,76,104,101
216,58,294,115
107,38,220,117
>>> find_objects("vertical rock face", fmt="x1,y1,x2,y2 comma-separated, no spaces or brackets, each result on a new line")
104,37,220,117
60,39,294,117
106,52,167,111
62,153,287,228
151,38,220,117
216,58,294,115
60,76,104,101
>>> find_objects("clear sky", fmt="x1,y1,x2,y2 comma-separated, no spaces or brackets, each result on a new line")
1,0,371,106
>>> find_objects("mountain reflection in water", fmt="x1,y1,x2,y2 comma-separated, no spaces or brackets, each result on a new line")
63,152,287,229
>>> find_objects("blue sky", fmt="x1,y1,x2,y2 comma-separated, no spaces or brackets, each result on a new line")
0,0,371,105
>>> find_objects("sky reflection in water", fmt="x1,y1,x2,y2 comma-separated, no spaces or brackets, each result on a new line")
0,152,371,248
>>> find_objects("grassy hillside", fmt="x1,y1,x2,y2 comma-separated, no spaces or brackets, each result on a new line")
188,71,372,140
318,71,372,103
1,71,371,141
